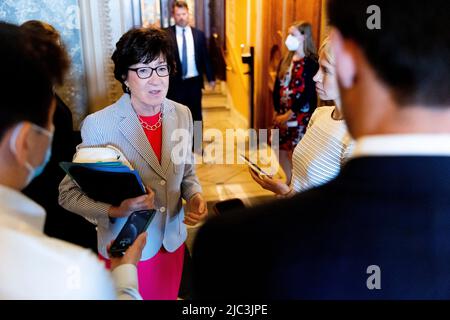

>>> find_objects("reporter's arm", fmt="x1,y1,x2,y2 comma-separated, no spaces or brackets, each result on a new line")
111,264,141,300
75,248,141,300
109,232,148,300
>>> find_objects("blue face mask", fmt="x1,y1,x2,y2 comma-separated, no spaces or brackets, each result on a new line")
10,122,54,186
26,142,52,180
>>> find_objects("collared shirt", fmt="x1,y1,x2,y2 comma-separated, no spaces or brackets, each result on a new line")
175,25,199,79
0,184,141,300
351,134,450,158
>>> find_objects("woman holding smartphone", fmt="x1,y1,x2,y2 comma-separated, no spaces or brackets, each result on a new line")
251,37,354,196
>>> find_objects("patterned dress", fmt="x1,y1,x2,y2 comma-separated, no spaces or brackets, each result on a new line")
273,57,318,151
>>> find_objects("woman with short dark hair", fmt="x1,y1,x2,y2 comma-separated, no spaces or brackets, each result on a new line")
59,27,206,300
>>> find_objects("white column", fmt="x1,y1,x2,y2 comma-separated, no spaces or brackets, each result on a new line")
78,0,141,114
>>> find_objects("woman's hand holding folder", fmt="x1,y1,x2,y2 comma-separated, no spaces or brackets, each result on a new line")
108,185,155,218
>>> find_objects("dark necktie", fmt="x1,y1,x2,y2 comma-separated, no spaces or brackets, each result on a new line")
182,28,188,78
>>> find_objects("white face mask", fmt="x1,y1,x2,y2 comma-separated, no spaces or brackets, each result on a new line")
285,35,300,52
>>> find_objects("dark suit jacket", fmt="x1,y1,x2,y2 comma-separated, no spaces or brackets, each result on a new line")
193,156,450,299
273,56,319,114
165,25,215,90
23,95,97,251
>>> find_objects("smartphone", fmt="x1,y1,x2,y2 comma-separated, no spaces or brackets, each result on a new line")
239,154,270,176
213,198,246,215
109,209,156,257
286,120,299,127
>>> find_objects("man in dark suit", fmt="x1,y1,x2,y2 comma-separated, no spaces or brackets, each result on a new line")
23,95,96,251
20,20,97,252
192,0,450,299
165,0,215,124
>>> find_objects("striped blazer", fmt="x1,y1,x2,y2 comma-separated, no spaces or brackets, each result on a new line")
59,94,202,260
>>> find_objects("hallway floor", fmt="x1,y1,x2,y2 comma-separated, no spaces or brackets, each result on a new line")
185,84,285,251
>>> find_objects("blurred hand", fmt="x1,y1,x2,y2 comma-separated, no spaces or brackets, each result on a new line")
108,186,155,218
249,168,291,195
108,232,147,270
209,81,216,91
274,112,291,126
184,193,208,226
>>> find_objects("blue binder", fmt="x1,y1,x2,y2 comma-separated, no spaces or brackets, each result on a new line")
59,161,145,207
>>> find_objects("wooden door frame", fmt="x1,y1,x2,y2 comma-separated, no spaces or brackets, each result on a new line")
254,0,324,130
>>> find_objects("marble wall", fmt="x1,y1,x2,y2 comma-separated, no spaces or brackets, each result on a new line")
0,0,87,127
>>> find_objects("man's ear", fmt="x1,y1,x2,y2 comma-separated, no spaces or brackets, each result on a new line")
8,122,32,165
330,28,356,88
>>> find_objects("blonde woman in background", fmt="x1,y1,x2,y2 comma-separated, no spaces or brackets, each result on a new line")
253,37,354,196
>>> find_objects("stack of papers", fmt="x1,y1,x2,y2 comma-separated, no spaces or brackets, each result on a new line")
71,145,133,169
60,145,145,206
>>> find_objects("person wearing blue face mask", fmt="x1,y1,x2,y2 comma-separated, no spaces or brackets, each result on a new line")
9,122,54,186
272,21,319,185
0,21,146,299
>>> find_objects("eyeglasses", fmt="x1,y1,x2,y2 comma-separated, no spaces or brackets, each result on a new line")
128,65,170,79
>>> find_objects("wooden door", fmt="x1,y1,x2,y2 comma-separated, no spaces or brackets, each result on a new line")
254,0,324,130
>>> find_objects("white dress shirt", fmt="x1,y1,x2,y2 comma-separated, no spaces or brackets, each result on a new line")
351,134,450,158
0,184,141,300
175,25,199,79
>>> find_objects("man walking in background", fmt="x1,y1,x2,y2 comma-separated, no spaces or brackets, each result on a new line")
166,0,215,125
